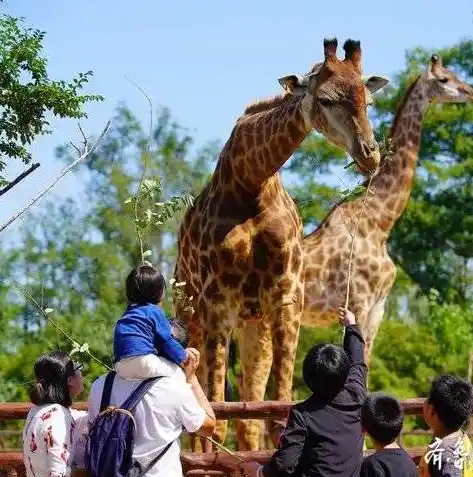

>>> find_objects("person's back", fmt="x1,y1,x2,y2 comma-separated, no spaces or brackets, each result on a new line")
88,363,214,477
419,375,473,477
360,392,417,477
241,308,367,477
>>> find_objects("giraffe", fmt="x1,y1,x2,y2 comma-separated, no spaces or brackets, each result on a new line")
301,54,473,363
174,37,390,451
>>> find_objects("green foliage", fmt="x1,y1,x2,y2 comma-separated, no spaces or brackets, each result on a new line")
0,15,104,183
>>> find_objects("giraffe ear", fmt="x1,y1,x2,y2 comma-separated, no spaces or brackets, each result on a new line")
363,75,390,93
278,74,309,96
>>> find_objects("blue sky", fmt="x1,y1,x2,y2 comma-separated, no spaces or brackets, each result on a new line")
1,0,472,242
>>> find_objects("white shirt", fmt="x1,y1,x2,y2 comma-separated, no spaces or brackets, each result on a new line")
87,366,206,477
23,404,79,477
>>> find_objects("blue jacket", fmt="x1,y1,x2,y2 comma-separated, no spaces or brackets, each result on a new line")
113,303,187,364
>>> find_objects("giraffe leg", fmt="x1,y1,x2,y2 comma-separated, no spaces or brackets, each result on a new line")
234,318,273,451
362,298,387,366
204,314,232,447
268,303,301,448
186,308,207,453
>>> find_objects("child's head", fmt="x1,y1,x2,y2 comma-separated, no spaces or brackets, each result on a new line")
125,264,166,305
424,374,473,433
303,343,349,399
361,392,403,445
171,317,188,348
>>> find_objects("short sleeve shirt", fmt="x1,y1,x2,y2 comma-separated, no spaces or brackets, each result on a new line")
87,366,206,477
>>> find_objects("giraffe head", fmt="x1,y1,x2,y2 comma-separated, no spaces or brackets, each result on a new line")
278,38,389,176
423,54,473,103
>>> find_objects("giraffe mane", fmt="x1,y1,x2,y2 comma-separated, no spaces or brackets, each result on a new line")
389,75,421,138
358,74,422,189
243,93,289,115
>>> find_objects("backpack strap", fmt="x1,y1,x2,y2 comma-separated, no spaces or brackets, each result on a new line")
121,376,160,413
123,376,173,477
99,371,116,412
134,440,173,477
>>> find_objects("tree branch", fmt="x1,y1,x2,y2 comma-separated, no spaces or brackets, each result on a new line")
0,162,40,197
0,120,112,235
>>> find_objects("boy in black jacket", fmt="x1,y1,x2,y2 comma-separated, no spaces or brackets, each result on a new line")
241,307,367,477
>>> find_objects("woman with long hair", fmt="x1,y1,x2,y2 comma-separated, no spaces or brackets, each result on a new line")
22,350,85,477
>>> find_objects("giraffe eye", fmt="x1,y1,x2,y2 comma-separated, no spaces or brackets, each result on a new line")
318,98,332,107
438,77,449,83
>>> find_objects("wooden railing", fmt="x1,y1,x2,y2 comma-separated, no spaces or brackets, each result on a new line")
0,399,428,477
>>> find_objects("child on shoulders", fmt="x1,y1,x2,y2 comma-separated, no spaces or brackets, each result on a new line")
360,392,417,476
113,263,197,380
419,374,473,477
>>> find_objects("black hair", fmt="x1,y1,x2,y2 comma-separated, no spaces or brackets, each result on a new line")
361,392,404,444
29,351,76,408
303,343,349,399
428,374,473,431
170,317,188,348
125,264,166,305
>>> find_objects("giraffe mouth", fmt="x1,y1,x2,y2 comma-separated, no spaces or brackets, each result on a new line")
354,150,381,176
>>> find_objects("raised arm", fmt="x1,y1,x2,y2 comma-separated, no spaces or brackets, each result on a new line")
338,307,367,399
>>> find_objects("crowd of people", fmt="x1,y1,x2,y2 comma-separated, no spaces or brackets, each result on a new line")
21,263,473,477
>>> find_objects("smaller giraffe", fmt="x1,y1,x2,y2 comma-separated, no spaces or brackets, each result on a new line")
301,54,473,362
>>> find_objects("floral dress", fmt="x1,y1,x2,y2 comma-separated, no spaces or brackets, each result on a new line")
22,404,87,477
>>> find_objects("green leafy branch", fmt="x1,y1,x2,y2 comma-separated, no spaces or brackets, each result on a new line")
17,286,112,371
170,277,195,315
124,170,194,263
122,78,194,264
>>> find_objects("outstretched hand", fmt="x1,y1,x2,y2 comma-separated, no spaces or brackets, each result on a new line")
338,307,356,327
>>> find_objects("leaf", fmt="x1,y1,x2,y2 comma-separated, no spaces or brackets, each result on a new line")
124,197,133,204
142,250,152,258
79,343,89,353
43,308,54,314
70,342,81,356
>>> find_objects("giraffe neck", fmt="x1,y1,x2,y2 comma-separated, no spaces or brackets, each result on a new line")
365,76,429,235
214,94,316,194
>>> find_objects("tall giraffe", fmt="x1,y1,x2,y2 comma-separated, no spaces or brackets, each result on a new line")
174,38,389,451
301,54,473,362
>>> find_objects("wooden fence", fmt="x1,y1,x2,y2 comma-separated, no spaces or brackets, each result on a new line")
0,399,428,476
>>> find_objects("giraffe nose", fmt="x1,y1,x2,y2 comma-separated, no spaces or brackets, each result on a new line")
360,140,378,158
